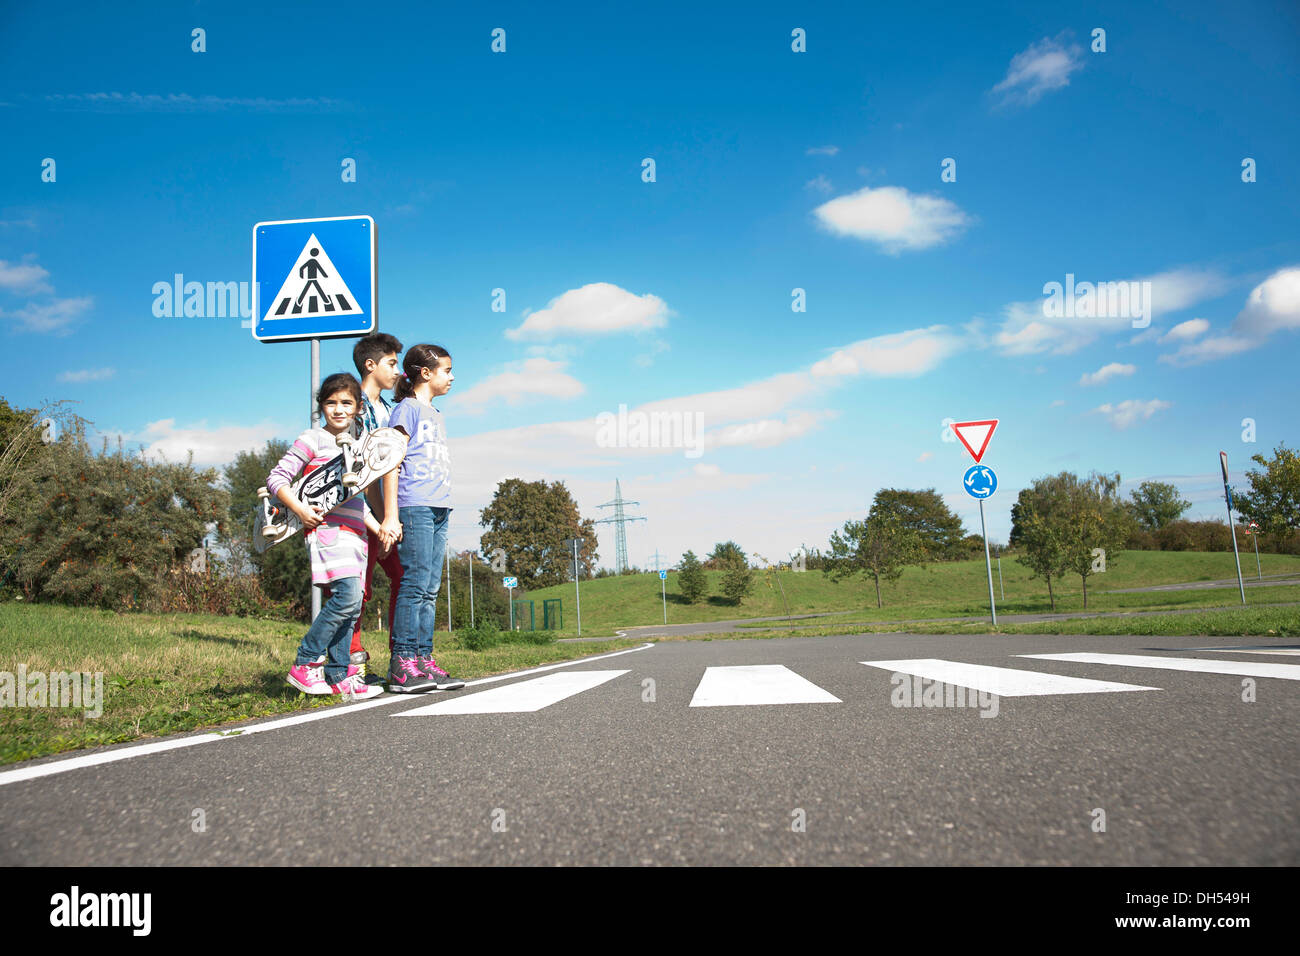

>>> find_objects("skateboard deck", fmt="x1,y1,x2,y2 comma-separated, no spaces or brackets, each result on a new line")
254,426,407,553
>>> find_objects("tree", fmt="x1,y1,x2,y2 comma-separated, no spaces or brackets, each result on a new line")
872,488,966,560
720,562,755,605
223,439,312,612
824,501,924,609
677,550,708,603
704,540,747,569
1237,444,1300,537
479,478,597,589
1064,472,1132,608
1127,480,1192,531
1013,476,1071,611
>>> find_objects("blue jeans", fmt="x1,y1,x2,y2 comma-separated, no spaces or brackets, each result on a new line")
296,575,362,684
392,506,449,659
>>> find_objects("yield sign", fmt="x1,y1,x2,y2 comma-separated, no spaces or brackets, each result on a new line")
951,419,998,463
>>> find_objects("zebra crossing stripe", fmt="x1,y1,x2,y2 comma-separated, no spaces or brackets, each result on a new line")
395,669,629,715
861,659,1158,696
689,665,841,707
1180,645,1300,657
1020,653,1300,681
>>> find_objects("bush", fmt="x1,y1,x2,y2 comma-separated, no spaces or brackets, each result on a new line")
459,618,502,651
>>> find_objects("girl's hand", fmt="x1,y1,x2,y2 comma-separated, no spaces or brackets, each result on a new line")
378,516,401,551
298,504,326,530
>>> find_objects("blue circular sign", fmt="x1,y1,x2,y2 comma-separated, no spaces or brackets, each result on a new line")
963,464,997,499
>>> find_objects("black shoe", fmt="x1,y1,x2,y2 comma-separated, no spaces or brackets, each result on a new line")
386,655,438,693
420,656,466,690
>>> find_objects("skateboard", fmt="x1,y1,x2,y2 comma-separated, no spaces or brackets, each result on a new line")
254,427,407,553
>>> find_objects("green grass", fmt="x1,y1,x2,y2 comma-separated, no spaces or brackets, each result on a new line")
518,551,1300,635
0,603,641,766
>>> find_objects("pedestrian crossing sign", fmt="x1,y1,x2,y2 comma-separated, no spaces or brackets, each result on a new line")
252,215,377,342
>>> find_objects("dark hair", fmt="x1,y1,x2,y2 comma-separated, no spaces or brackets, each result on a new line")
316,372,363,413
353,332,404,377
394,343,451,402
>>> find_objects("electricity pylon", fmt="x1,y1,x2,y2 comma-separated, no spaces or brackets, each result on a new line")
595,479,646,574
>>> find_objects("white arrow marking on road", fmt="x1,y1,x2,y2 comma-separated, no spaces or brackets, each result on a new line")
1180,644,1300,656
1020,653,1300,681
396,669,629,715
862,659,1158,695
689,665,841,707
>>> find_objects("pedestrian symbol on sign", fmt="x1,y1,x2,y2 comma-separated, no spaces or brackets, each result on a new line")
265,234,360,320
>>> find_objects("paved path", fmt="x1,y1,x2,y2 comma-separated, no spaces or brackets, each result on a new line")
3,632,1296,865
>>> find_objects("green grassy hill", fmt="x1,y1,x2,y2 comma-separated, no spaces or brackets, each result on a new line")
515,551,1300,635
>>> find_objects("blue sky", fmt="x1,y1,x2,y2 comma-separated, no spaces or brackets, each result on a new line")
3,0,1298,568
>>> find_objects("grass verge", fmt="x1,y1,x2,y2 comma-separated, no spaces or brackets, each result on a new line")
0,603,640,766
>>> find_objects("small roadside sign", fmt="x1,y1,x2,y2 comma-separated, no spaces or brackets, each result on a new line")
659,570,667,580
504,576,518,589
951,419,998,463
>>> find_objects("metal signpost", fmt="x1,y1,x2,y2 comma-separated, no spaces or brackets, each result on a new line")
563,537,584,636
446,550,452,632
504,576,518,629
1246,522,1262,581
253,215,378,621
1221,451,1247,605
952,419,1000,627
659,569,668,623
468,552,475,627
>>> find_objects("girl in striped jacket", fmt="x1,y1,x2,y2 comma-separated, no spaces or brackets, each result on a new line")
268,372,400,699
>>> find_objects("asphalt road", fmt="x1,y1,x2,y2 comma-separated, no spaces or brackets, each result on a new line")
1,631,1296,866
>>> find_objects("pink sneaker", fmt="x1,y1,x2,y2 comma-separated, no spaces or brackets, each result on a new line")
287,661,331,695
329,672,384,700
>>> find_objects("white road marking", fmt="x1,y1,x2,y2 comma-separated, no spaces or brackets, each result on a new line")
396,670,629,715
862,659,1158,696
1020,652,1300,681
689,665,841,707
0,643,654,788
1180,645,1300,657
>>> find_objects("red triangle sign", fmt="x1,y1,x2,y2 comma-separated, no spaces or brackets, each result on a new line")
951,419,998,463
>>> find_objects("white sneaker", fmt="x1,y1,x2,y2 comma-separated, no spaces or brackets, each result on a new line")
330,672,383,700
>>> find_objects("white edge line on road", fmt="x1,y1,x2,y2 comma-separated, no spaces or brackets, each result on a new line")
0,642,655,788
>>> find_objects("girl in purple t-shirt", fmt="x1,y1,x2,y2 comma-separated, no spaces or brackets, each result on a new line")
385,344,466,694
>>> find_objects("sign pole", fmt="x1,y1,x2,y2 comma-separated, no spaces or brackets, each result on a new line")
309,338,321,623
661,573,667,623
573,539,582,637
1221,451,1247,606
468,552,475,627
979,498,997,627
1253,532,1262,581
446,549,452,632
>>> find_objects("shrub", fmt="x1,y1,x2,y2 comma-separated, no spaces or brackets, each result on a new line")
459,618,502,651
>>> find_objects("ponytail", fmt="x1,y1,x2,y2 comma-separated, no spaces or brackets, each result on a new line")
394,343,451,402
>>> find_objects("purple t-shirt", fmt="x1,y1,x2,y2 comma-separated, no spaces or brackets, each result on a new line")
389,398,452,508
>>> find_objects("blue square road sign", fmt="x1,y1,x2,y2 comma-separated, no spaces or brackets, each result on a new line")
252,215,377,342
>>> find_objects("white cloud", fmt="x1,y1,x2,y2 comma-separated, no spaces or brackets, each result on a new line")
812,185,971,252
1078,362,1136,386
1158,266,1300,366
448,358,585,413
1160,318,1210,343
991,35,1085,107
917,451,934,462
811,326,963,378
1049,399,1066,408
805,145,840,156
1231,266,1300,339
805,174,833,194
708,410,836,451
0,258,52,294
2,295,93,334
505,282,670,340
994,267,1227,355
633,338,670,368
131,419,287,469
42,92,346,112
1092,399,1172,430
57,367,116,383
